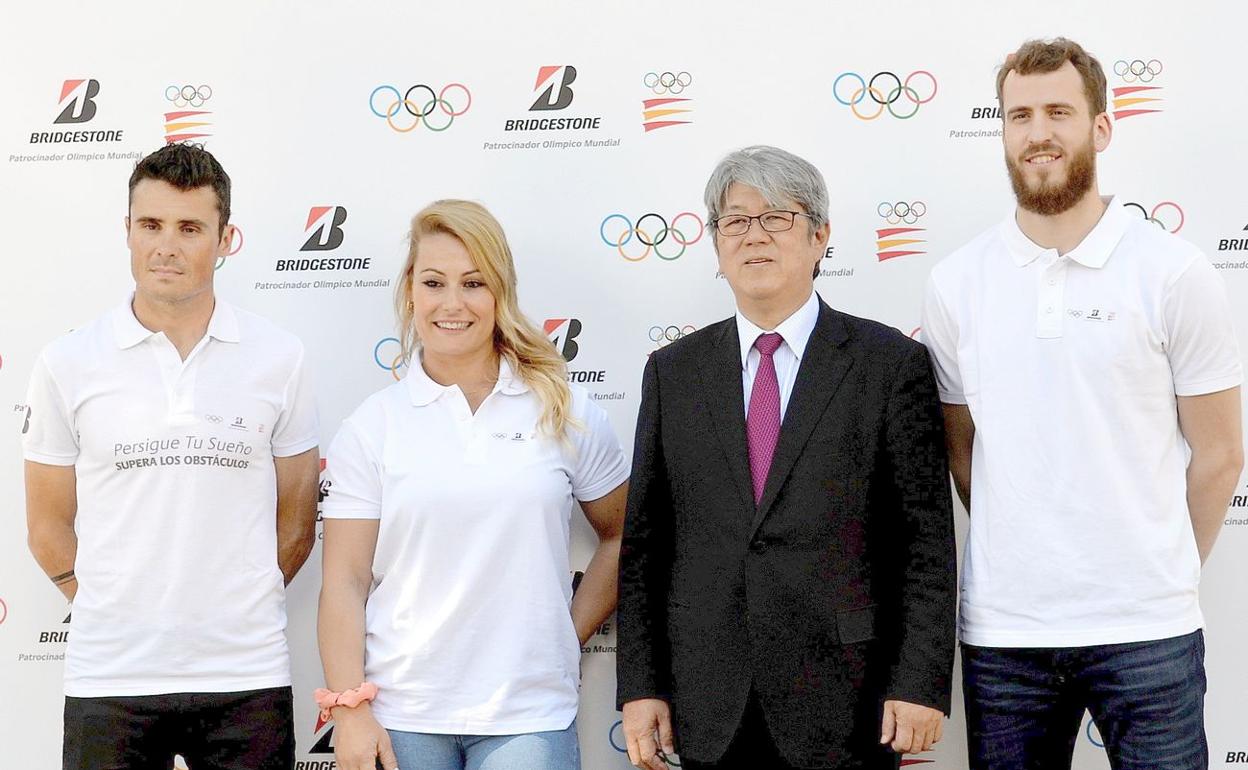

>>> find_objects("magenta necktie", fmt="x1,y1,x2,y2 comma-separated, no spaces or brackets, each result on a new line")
747,332,784,504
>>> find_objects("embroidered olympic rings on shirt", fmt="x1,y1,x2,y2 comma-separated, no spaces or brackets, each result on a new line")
599,212,705,261
1113,59,1162,83
165,85,212,108
644,71,692,95
877,201,927,224
369,84,472,132
833,70,937,120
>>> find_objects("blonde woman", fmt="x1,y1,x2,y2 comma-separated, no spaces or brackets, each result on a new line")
317,201,628,770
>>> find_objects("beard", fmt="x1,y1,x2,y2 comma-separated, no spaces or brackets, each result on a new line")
1006,134,1096,216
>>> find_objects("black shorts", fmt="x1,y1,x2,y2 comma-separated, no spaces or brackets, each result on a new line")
63,686,294,770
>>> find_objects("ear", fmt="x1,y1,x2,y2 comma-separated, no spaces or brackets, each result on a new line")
1093,111,1112,153
123,215,131,236
812,220,830,248
219,223,235,252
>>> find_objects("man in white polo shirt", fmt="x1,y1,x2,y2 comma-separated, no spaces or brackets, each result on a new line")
23,143,321,770
923,38,1243,770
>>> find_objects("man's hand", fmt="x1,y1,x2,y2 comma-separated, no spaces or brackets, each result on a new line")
880,699,943,753
622,698,674,770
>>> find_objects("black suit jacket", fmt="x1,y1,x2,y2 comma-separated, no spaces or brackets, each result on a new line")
616,299,956,768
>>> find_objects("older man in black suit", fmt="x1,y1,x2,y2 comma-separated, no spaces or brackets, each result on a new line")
616,145,956,770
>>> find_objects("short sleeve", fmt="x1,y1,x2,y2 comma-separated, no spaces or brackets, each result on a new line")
920,274,966,405
568,391,629,501
321,417,383,519
272,345,320,457
1163,256,1243,397
22,352,79,466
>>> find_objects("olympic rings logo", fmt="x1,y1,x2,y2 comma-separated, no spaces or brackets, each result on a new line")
644,71,692,95
374,337,407,381
878,201,927,225
599,212,704,261
214,225,244,271
1113,59,1162,83
165,84,212,108
649,324,697,349
1124,201,1184,233
368,83,472,132
833,70,937,120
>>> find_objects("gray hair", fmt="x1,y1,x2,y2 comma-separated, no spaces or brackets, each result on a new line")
703,145,830,231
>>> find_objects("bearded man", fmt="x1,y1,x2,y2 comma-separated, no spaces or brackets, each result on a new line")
921,38,1243,770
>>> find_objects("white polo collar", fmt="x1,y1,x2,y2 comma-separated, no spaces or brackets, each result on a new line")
405,354,530,407
111,293,240,349
1003,196,1129,269
735,289,820,369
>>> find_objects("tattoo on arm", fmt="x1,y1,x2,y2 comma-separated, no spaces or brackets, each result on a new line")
51,569,75,586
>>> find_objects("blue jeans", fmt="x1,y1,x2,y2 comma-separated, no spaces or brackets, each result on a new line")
962,630,1207,770
386,720,580,770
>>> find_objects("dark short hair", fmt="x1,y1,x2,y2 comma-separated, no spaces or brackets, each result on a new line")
128,144,231,233
996,38,1108,117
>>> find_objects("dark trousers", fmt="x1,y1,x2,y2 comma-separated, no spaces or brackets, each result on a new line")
682,689,797,770
682,689,900,770
962,630,1207,770
63,686,294,770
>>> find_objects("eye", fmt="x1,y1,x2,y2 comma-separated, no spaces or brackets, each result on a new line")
421,279,442,288
142,222,159,230
463,279,485,289
761,212,789,226
181,226,199,234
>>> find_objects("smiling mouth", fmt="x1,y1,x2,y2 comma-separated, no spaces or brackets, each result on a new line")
743,257,774,265
434,321,472,330
1025,152,1062,166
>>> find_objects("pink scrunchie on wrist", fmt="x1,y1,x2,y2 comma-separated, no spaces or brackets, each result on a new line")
313,682,379,722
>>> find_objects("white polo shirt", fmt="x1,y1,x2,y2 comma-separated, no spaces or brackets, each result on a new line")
23,297,319,696
922,198,1242,648
321,358,628,734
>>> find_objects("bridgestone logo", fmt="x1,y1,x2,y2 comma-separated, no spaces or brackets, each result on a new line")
30,130,124,143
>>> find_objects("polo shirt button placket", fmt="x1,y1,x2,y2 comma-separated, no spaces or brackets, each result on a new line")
1036,252,1066,339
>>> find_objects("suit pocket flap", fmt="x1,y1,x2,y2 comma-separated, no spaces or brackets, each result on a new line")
836,605,877,644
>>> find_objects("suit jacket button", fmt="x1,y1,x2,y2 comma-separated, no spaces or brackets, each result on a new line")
750,539,767,552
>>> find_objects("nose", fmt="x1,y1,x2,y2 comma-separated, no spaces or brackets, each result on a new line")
442,283,466,310
742,216,772,245
154,228,180,259
1025,114,1054,146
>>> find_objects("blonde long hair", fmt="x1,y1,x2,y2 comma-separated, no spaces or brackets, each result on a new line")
394,200,575,438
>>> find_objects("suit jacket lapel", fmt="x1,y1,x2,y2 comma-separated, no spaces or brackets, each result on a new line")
697,320,755,515
749,301,854,536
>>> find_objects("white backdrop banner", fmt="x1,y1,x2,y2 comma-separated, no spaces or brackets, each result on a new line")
3,1,1247,768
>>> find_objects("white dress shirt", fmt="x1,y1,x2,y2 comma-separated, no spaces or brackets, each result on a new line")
736,289,821,421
